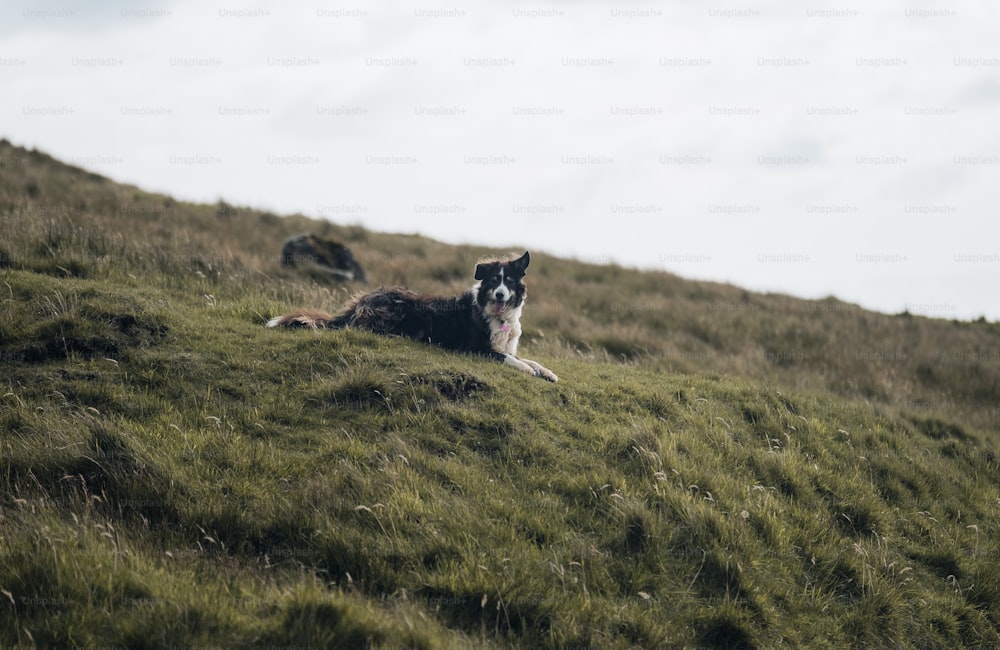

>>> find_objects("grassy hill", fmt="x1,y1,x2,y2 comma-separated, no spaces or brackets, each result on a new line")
1,138,999,648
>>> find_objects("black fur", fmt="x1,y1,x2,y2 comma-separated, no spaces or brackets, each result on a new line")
325,288,506,362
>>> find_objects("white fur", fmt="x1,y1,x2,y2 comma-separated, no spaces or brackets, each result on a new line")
484,299,558,382
488,302,522,355
493,268,511,303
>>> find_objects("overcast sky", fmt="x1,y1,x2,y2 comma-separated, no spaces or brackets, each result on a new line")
4,0,999,320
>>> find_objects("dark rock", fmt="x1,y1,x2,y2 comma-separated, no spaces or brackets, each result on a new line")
280,233,366,283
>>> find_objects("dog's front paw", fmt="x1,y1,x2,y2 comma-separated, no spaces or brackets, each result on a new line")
528,362,558,383
512,356,558,382
537,368,558,383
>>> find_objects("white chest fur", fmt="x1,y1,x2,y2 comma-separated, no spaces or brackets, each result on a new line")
489,303,523,355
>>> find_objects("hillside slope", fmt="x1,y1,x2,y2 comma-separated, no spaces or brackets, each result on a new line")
2,140,997,437
1,141,999,648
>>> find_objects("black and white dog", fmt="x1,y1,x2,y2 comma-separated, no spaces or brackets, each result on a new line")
267,251,558,382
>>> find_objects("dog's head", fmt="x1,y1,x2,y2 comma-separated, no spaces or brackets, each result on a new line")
474,251,530,316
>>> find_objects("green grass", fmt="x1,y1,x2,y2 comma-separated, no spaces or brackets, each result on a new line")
1,139,999,648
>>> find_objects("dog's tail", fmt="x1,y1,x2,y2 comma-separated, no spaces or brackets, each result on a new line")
266,309,345,329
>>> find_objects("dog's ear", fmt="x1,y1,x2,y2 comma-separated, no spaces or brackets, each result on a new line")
509,251,530,274
474,262,495,281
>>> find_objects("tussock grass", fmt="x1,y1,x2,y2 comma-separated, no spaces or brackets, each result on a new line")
2,139,1000,647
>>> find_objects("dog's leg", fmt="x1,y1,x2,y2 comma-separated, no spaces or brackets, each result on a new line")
502,353,539,377
489,352,557,382
520,358,559,383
